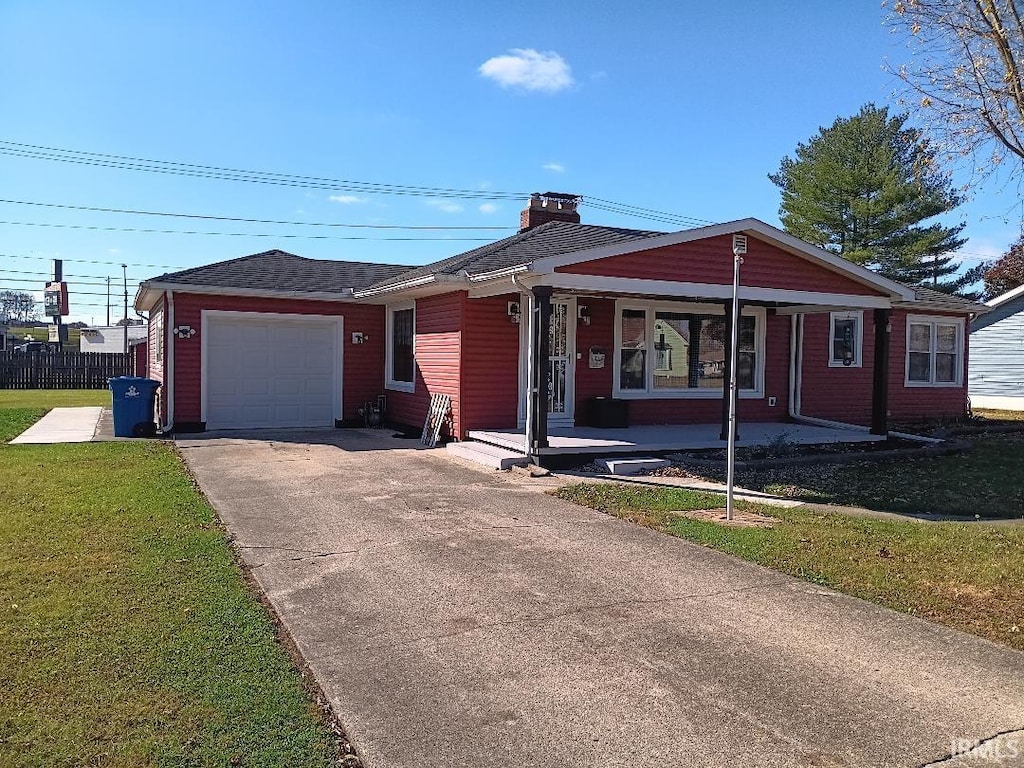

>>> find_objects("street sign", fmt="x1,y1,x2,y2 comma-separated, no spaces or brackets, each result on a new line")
44,282,69,317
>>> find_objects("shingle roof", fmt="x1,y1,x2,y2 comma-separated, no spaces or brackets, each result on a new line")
904,285,988,313
148,249,412,293
361,220,664,291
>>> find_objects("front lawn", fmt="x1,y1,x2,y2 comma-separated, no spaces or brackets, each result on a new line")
667,433,1024,519
554,483,1024,651
0,389,110,409
0,437,341,766
0,390,112,444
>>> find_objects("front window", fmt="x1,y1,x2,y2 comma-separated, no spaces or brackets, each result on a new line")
615,302,763,397
618,309,647,390
906,316,963,386
386,304,415,392
829,311,862,367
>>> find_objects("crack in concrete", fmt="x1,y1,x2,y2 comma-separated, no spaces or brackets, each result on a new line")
350,578,794,651
917,727,1024,767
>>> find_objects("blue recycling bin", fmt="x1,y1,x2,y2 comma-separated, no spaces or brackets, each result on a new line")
109,376,161,437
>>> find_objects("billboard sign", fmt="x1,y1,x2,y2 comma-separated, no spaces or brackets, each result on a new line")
43,281,69,317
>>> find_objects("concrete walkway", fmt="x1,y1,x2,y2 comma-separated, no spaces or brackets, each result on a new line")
178,429,1024,768
9,406,103,444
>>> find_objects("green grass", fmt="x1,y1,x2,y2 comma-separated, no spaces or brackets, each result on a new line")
0,389,111,409
0,436,339,766
554,483,1024,651
0,391,112,444
9,325,82,349
683,433,1024,519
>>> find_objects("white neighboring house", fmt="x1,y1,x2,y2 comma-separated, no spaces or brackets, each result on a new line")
80,325,147,353
969,284,1024,411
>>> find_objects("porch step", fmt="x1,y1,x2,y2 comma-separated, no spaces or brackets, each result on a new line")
597,457,671,476
446,440,530,471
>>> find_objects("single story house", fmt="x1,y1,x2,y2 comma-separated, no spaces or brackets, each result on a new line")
135,193,985,462
79,324,148,353
969,283,1024,410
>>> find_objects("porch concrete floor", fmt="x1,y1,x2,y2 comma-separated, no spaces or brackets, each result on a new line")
466,422,884,455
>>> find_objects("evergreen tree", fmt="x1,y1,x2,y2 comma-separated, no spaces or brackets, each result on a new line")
769,104,967,288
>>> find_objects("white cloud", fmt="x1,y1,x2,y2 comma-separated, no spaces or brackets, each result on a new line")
427,199,464,214
542,162,566,173
479,203,498,214
479,49,574,93
328,195,365,204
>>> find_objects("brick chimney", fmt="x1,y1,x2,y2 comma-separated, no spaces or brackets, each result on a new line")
519,192,582,232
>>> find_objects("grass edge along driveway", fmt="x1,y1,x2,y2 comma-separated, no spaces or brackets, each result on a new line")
0,435,344,767
553,483,1024,653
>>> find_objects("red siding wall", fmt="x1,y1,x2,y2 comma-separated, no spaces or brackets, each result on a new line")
460,294,522,436
387,292,465,436
798,309,969,425
170,292,385,425
559,235,882,297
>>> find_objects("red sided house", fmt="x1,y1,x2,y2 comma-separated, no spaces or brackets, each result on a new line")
135,193,984,463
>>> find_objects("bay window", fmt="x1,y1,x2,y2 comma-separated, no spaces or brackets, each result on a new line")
614,301,764,397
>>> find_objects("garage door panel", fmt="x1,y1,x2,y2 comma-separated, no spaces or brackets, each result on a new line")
205,315,340,430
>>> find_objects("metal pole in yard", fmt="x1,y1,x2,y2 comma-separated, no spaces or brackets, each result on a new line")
726,234,747,522
122,264,128,356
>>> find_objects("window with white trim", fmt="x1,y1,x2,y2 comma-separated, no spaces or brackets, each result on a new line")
386,303,415,392
829,311,862,367
614,301,764,397
905,316,963,386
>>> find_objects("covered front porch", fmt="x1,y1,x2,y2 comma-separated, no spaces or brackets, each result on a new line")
468,421,884,456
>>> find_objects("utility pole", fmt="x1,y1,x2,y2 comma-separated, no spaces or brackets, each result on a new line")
122,264,128,355
106,277,111,326
52,259,64,352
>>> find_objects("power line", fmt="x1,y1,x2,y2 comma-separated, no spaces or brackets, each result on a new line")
2,253,181,269
0,140,712,227
0,198,516,231
0,220,497,241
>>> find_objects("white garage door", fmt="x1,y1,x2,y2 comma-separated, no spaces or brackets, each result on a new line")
204,313,341,430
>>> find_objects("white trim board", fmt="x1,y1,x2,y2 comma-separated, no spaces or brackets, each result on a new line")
535,273,892,309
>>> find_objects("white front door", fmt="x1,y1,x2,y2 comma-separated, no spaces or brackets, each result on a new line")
547,298,575,424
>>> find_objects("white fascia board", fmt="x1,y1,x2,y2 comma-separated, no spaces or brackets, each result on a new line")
527,217,916,301
138,281,358,303
352,273,468,300
986,282,1024,307
134,284,162,312
466,264,530,283
537,273,892,308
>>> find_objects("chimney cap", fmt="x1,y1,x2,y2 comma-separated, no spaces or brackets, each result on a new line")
537,191,580,203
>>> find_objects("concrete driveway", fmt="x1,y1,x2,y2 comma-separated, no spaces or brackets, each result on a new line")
178,429,1024,768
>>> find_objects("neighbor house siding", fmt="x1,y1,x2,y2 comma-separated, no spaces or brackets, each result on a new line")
460,293,522,435
170,292,385,426
386,292,465,437
969,297,1024,404
557,235,884,297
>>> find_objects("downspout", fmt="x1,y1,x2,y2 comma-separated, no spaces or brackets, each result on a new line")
161,291,175,434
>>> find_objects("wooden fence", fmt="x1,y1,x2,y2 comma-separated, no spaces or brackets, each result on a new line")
0,351,130,389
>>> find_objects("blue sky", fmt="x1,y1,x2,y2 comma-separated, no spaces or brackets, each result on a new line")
1,0,1019,324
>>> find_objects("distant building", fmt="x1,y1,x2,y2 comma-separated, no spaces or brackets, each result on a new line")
80,325,147,353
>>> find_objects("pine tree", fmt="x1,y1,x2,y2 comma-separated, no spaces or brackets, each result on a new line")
769,104,967,288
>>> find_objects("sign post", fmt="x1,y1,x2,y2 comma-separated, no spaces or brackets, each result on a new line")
726,234,747,522
44,260,69,352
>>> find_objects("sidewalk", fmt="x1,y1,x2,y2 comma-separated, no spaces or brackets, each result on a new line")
9,407,104,444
